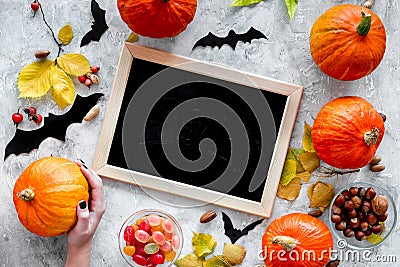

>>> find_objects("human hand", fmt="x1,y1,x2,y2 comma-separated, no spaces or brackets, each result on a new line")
65,161,106,267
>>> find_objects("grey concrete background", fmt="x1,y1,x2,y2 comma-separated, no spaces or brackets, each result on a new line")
1,0,399,266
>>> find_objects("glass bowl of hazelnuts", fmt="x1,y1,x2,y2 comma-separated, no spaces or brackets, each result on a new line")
328,181,397,249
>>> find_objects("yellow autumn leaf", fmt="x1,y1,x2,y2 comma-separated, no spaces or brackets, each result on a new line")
58,23,73,45
307,182,316,200
309,181,334,208
299,152,320,173
302,122,315,152
203,256,228,267
223,243,246,266
296,171,311,182
175,254,205,267
51,66,75,109
287,148,305,173
126,32,138,43
57,54,90,76
18,60,54,98
366,222,385,245
277,177,301,201
280,159,297,186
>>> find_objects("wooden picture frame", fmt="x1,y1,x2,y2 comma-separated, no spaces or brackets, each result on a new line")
93,43,303,217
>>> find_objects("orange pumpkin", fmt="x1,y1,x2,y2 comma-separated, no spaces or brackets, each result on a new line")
310,4,386,81
13,157,89,237
117,0,197,38
262,213,333,267
312,96,384,169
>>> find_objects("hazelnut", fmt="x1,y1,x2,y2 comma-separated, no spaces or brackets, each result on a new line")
358,211,366,221
351,196,362,209
364,229,372,237
335,221,347,231
347,209,357,219
334,194,346,207
331,214,342,223
331,205,342,215
378,213,388,222
344,200,355,211
360,221,369,231
365,188,377,200
341,190,351,199
340,213,347,220
371,195,389,216
349,218,360,228
308,209,323,218
372,224,383,234
361,201,371,213
366,214,378,225
370,155,382,165
379,113,386,122
326,260,340,267
349,187,359,196
355,231,366,241
343,228,355,238
358,187,367,198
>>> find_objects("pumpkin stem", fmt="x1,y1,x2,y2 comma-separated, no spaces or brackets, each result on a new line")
18,188,35,202
364,127,380,146
272,236,297,251
357,11,372,36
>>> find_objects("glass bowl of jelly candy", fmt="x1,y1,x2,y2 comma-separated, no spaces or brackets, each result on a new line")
119,209,184,266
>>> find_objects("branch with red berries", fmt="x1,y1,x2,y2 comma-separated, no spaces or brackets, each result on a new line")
12,106,42,128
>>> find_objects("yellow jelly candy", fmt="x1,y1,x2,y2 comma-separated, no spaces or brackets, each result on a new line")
136,218,143,226
165,250,176,262
123,246,136,256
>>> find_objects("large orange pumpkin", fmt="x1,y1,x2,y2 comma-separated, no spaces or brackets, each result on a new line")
312,96,384,169
117,0,197,38
262,213,333,267
13,157,89,237
310,4,386,81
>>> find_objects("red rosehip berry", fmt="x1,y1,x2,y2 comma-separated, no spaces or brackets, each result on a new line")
31,2,40,11
34,114,43,124
12,113,23,124
84,78,92,87
78,75,87,83
90,65,100,74
24,106,37,115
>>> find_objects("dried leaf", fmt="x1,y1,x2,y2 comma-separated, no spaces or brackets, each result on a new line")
126,32,138,43
299,152,320,173
309,181,334,208
366,222,385,245
307,183,316,200
230,0,263,7
203,256,228,267
175,254,205,267
18,60,54,98
58,23,73,45
285,0,298,20
277,177,301,201
296,171,311,182
287,148,305,173
223,243,246,265
192,232,217,258
302,122,315,153
51,66,75,109
280,159,297,186
57,54,90,76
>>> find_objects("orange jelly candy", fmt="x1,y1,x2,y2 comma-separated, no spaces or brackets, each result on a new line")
164,250,176,262
123,245,136,256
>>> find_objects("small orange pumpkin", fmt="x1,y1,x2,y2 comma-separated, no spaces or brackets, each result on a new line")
262,213,333,267
310,4,386,81
13,157,89,237
117,0,197,38
312,96,384,169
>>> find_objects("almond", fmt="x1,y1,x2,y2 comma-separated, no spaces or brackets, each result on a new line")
200,210,217,223
34,50,50,59
83,105,100,121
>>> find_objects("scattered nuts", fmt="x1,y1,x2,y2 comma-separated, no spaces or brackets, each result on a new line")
83,105,100,121
326,260,340,267
343,228,355,238
377,213,388,222
349,218,360,229
371,195,389,216
351,196,362,209
369,164,385,172
360,221,369,231
199,210,217,223
334,194,346,207
331,205,341,215
369,155,382,165
335,221,346,231
347,209,357,219
365,188,376,200
364,229,372,237
358,187,367,198
341,190,351,199
358,211,366,221
349,187,359,196
331,214,342,224
308,209,323,218
361,201,371,213
366,214,378,225
355,231,366,241
372,224,383,234
34,50,50,59
379,112,386,122
344,200,354,211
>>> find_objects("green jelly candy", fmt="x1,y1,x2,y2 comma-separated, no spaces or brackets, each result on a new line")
144,243,160,255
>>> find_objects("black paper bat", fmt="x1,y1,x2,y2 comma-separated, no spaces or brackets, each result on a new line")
80,0,109,47
192,27,267,50
222,212,264,244
4,93,103,160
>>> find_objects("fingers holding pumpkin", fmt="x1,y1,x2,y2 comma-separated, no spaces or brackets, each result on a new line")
74,200,91,235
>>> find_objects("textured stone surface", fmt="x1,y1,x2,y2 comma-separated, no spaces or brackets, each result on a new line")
1,0,399,266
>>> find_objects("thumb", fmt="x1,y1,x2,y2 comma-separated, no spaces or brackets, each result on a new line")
75,200,90,232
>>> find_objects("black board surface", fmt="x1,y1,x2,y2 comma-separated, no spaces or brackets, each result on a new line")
108,57,287,202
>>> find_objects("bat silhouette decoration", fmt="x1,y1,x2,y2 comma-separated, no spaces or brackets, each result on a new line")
80,0,109,47
192,27,267,50
4,93,103,160
222,212,264,244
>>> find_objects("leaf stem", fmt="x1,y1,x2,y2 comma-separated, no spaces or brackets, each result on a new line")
37,0,63,56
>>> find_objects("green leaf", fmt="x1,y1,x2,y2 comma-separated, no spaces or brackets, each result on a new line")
230,0,263,7
280,159,297,186
57,54,90,76
299,152,320,173
287,148,305,173
285,0,298,20
58,23,73,45
18,60,54,98
203,256,228,267
302,122,315,153
175,254,205,267
51,66,75,109
192,232,217,258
